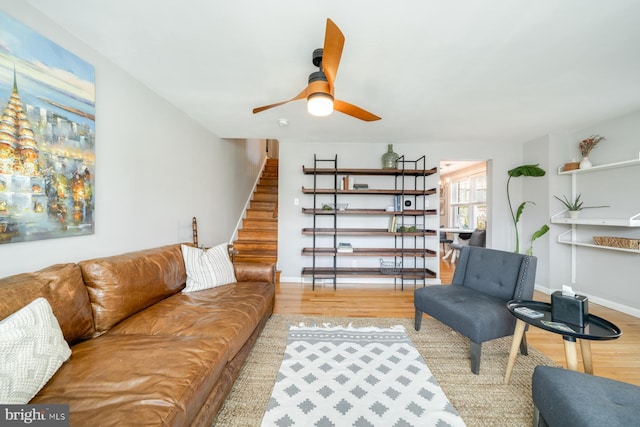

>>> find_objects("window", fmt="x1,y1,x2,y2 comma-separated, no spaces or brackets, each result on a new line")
450,174,486,229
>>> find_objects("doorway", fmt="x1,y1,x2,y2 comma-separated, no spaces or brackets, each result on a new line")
439,160,488,230
266,139,279,159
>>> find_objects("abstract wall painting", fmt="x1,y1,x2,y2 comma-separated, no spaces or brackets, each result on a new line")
0,11,95,244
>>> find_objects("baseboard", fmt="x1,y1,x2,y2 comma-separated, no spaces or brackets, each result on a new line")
280,276,441,287
535,284,640,318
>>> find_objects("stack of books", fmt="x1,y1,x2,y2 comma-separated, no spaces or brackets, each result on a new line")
337,242,353,253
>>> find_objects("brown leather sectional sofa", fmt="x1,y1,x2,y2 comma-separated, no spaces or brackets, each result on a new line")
0,243,276,426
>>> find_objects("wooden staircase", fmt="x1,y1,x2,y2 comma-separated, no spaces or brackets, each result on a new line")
232,158,279,276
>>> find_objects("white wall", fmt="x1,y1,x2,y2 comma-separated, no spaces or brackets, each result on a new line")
520,135,552,289
529,110,640,316
0,3,266,277
278,139,523,284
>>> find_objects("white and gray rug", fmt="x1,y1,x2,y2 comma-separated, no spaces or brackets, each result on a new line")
260,324,466,427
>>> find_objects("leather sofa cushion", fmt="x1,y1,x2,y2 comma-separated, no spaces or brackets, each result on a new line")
110,281,274,360
79,244,187,335
32,333,229,427
0,263,94,345
233,262,275,284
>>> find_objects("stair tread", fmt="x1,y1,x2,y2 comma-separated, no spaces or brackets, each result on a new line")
238,228,278,236
246,213,276,217
233,241,277,246
234,247,277,252
235,257,277,260
242,227,277,231
242,226,277,231
235,252,277,257
235,253,278,259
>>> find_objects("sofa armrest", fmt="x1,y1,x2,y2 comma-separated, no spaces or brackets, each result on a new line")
233,263,275,285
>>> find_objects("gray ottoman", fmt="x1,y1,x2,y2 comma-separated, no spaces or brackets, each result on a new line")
532,366,640,427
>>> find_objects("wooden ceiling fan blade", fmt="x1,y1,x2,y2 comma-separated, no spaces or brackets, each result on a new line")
334,99,381,122
322,18,345,88
253,87,309,114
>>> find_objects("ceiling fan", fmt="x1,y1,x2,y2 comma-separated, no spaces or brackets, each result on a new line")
252,18,381,122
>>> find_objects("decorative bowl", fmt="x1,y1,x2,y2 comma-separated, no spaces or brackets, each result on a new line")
322,203,348,211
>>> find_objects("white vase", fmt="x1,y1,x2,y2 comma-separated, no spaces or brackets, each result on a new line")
568,210,579,219
579,157,592,169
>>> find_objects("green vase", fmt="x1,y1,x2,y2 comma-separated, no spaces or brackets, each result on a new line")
381,144,399,169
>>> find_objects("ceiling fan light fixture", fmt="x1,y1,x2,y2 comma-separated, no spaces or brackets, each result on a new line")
307,92,334,117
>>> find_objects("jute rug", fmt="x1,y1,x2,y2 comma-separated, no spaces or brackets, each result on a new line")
213,315,556,427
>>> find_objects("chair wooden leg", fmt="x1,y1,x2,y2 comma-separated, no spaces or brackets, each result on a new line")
414,308,423,331
533,405,541,427
470,341,481,374
520,331,529,356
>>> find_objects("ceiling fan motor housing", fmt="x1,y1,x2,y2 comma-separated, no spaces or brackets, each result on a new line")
312,48,324,67
307,71,332,98
308,70,328,84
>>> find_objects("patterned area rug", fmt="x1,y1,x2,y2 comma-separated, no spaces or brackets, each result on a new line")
260,324,465,427
213,315,557,427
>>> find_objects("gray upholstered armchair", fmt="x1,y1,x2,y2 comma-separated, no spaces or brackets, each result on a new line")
532,366,640,426
414,246,537,374
449,229,485,263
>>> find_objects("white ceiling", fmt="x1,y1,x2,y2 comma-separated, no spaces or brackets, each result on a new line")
23,0,640,144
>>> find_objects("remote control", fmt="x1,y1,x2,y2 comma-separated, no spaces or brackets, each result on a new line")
541,320,575,333
514,306,544,319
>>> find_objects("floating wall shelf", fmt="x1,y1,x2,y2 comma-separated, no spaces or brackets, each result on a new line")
554,154,640,283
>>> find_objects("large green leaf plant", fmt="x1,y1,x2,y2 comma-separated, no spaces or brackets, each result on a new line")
507,164,550,254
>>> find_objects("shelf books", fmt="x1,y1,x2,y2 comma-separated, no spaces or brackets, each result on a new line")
340,176,355,190
393,195,402,212
337,242,353,253
388,216,397,232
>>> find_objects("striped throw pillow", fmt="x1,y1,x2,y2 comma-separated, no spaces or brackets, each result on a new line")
181,244,237,292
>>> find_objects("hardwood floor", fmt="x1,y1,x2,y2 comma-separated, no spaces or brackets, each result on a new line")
274,259,640,386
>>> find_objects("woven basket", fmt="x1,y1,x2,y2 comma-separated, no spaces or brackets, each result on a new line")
380,259,402,274
593,236,640,249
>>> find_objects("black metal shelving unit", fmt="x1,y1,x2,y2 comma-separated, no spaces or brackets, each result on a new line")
301,154,438,290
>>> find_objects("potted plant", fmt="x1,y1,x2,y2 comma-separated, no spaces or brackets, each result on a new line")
554,193,609,219
507,164,549,254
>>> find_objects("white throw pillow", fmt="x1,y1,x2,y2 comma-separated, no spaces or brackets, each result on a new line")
181,243,237,292
0,297,72,404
